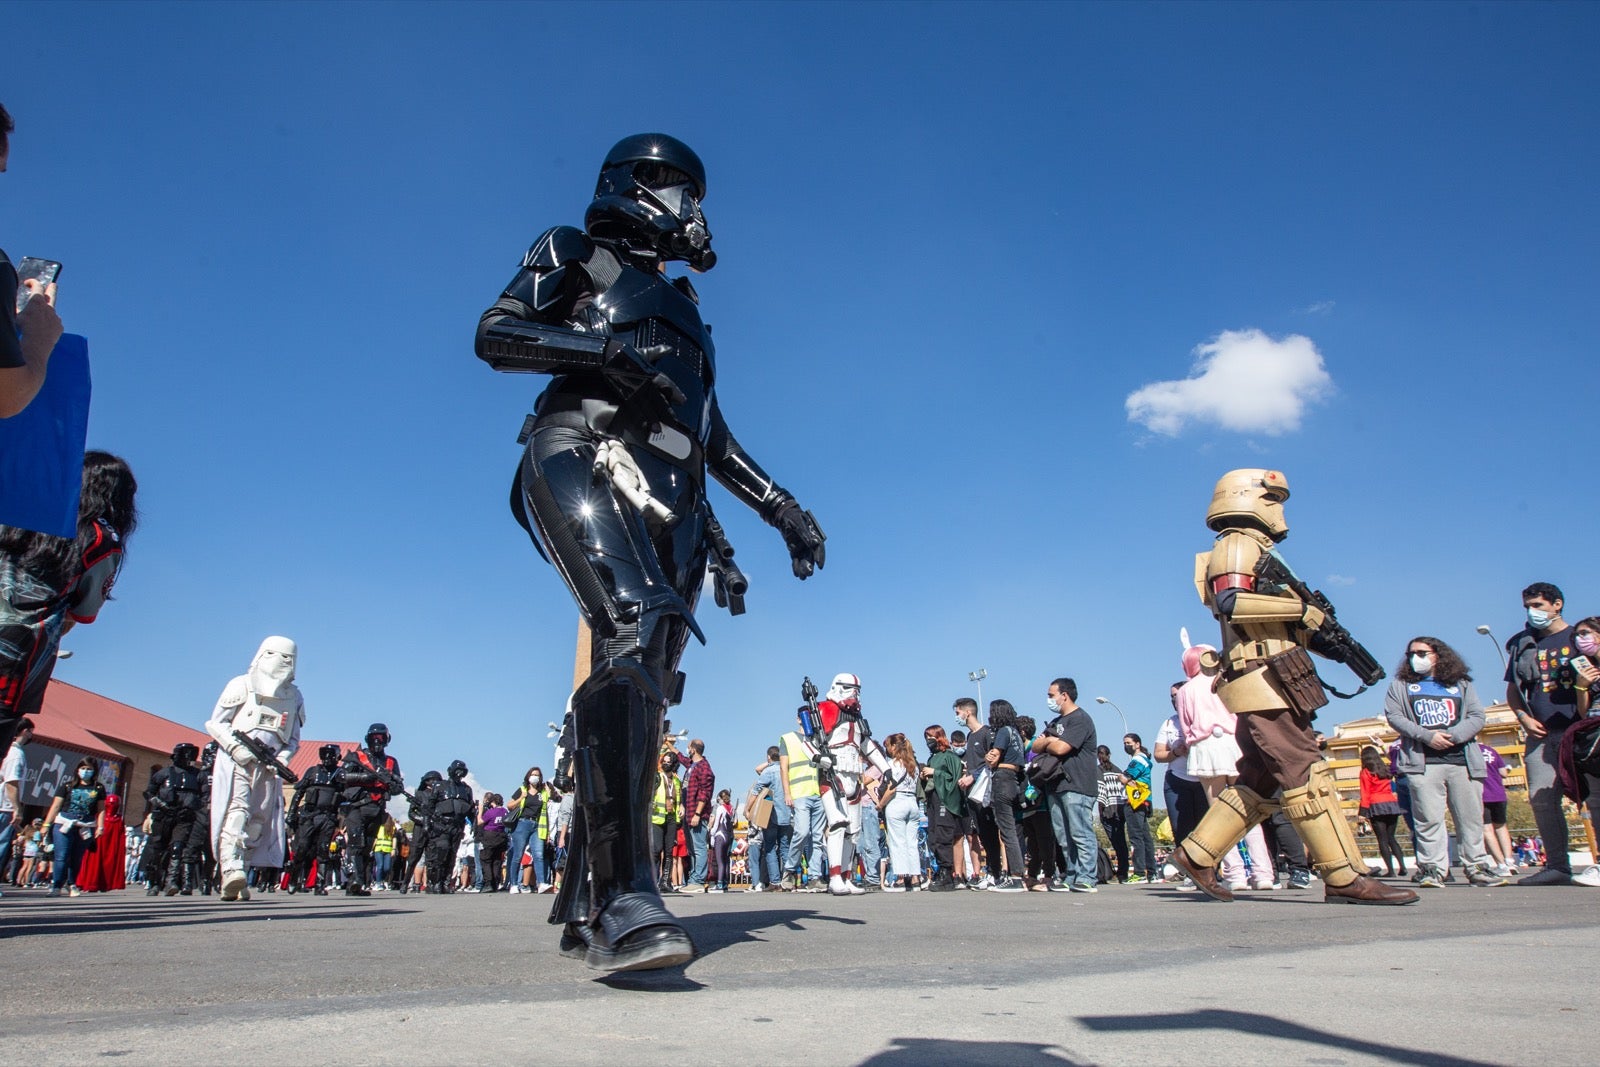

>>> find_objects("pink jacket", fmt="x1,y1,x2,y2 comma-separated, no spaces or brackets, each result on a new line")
1178,645,1237,744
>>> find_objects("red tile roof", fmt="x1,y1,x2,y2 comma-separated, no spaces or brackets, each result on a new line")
285,739,360,779
42,680,210,756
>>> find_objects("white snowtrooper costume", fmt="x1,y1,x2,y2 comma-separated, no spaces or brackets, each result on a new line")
205,637,304,899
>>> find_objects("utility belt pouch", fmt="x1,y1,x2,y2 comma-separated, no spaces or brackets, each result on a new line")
1263,647,1328,715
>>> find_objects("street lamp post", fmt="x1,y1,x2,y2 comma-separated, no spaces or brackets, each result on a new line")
1094,696,1130,738
1476,625,1507,671
968,668,987,710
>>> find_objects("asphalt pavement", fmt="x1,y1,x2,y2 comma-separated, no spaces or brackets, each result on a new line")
0,877,1591,1065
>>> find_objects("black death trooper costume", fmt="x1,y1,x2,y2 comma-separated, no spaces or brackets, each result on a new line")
143,743,205,896
287,744,345,894
426,760,475,894
475,134,825,972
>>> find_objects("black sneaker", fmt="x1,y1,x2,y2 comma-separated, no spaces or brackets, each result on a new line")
1517,867,1574,887
987,876,1026,893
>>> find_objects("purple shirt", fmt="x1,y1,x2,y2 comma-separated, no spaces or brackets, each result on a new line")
1479,744,1508,804
481,806,508,835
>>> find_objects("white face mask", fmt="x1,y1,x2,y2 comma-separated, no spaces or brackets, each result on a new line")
1410,653,1433,676
1046,697,1060,713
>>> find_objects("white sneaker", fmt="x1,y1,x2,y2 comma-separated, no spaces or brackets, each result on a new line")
68,886,81,897
220,870,247,902
536,883,553,893
1572,865,1600,888
1226,879,1249,892
829,875,865,896
1250,876,1276,891
973,874,996,890
882,883,906,893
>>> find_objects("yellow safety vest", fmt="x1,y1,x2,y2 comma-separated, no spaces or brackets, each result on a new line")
782,732,819,799
652,774,680,825
373,824,395,854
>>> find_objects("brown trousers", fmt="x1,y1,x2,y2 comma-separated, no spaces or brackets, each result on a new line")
1234,707,1322,797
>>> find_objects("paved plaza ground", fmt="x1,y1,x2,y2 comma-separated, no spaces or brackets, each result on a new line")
0,877,1591,1065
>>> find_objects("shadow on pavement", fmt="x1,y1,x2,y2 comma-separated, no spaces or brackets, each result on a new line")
684,906,867,957
856,1037,1083,1065
1076,1008,1496,1067
0,901,414,938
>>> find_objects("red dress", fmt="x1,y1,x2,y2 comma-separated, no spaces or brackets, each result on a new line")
76,793,128,892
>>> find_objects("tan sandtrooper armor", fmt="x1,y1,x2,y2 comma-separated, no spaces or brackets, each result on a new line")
1180,469,1369,890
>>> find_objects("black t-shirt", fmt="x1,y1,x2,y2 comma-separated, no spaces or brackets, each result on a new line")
1045,710,1098,797
962,724,994,777
1506,625,1580,727
1,248,23,369
991,725,1025,767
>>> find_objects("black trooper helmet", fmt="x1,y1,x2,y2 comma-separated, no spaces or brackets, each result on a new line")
201,741,219,769
171,742,199,765
420,770,444,786
365,723,390,750
448,759,469,781
318,744,340,765
585,133,716,272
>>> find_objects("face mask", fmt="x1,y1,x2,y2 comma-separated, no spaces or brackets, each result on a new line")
1410,654,1433,675
952,745,966,756
1576,633,1599,656
1123,744,1135,755
78,769,94,782
529,776,541,786
1046,698,1060,713
1528,608,1553,630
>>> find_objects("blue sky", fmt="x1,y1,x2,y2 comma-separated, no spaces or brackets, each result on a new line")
7,1,1597,801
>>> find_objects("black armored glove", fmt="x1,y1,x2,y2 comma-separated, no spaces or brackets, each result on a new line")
772,498,826,579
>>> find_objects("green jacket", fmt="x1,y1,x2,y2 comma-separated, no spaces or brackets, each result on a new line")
929,750,966,817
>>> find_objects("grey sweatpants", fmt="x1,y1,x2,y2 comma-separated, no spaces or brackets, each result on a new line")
1409,762,1490,872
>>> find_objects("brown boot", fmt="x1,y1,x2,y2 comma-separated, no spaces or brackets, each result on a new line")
1174,848,1233,902
1325,874,1419,905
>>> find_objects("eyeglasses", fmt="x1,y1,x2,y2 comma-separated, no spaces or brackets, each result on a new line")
1407,649,1434,658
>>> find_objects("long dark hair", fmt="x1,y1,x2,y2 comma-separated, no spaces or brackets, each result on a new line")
1395,636,1471,687
1360,745,1390,779
988,699,1018,731
0,450,139,590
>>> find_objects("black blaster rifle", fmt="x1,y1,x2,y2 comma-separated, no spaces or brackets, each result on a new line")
1253,552,1385,698
800,677,839,790
704,513,748,616
372,765,415,805
231,730,299,784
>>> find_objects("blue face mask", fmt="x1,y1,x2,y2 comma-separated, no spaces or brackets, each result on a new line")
1046,698,1060,713
1528,608,1553,630
952,745,967,756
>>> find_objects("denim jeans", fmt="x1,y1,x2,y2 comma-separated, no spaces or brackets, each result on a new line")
0,811,16,877
51,824,90,889
686,821,709,885
759,822,792,885
787,794,824,878
373,851,393,884
856,801,885,884
508,819,546,886
1047,790,1099,885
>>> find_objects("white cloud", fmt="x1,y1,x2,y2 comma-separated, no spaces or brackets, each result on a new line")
1325,574,1356,587
1302,300,1335,315
1125,329,1334,436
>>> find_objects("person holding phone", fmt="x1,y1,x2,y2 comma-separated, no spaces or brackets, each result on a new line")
1,103,65,418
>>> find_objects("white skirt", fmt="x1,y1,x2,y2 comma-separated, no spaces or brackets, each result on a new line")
1187,731,1244,779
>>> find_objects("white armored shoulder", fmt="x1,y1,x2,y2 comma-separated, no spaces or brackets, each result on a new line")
217,676,250,709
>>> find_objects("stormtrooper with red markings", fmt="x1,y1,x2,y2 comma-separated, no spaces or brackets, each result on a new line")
812,673,891,896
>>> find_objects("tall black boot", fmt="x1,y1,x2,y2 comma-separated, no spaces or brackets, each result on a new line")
164,852,183,897
182,861,199,896
570,667,694,972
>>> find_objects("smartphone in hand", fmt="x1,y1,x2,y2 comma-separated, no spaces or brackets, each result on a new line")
15,256,62,313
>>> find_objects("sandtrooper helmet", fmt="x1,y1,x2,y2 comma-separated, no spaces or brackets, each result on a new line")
826,673,862,709
1205,469,1290,541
